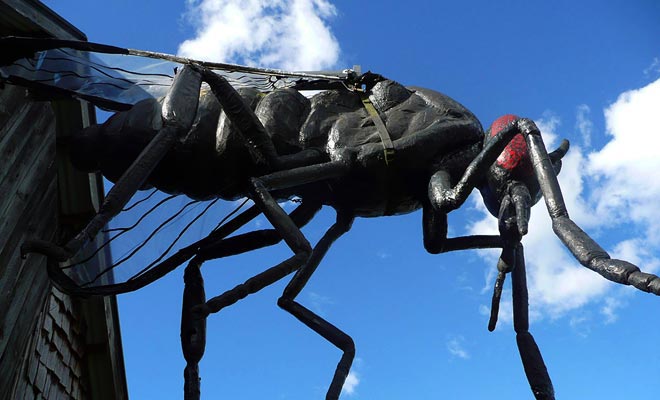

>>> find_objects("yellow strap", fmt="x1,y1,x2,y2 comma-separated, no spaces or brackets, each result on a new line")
360,92,395,165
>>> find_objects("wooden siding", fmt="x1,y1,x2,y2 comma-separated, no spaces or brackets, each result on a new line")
0,1,127,399
0,84,60,398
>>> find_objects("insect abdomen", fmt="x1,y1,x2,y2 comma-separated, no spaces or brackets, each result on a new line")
70,87,313,200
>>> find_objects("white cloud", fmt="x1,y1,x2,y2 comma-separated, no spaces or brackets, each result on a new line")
467,79,660,324
307,291,334,316
455,270,474,292
446,335,470,359
611,239,660,274
534,112,560,142
569,313,591,337
575,104,593,148
341,370,359,396
644,57,660,78
178,0,340,71
600,297,621,324
587,78,660,244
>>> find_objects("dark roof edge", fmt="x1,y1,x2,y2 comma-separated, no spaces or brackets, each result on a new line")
2,0,87,40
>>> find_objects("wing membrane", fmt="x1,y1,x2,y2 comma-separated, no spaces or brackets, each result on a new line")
0,36,355,111
2,37,348,294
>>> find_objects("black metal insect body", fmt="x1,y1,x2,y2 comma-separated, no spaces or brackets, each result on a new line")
3,37,659,400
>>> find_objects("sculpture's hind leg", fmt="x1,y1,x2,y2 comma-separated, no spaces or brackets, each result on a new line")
181,259,206,400
195,201,322,314
233,159,355,399
520,119,660,295
179,201,321,400
181,206,352,400
277,211,355,400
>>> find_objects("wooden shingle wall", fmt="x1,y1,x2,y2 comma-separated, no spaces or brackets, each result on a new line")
0,1,127,398
11,290,87,398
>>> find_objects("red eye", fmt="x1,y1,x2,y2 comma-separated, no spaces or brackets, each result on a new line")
489,114,518,135
489,115,531,173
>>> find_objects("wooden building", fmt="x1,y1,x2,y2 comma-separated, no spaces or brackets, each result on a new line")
0,1,128,398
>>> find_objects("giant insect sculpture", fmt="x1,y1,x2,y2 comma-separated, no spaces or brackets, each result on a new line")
2,37,659,400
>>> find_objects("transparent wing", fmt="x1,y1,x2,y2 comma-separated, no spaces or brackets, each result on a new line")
0,36,356,111
59,187,257,292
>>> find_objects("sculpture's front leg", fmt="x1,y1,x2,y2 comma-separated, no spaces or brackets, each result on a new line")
22,64,203,262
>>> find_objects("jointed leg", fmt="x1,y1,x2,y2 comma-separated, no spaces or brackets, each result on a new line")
23,65,204,261
425,178,554,399
422,202,504,255
194,201,323,314
181,259,206,400
176,201,320,400
428,119,531,213
179,203,318,400
190,162,354,399
511,243,555,400
521,121,660,295
488,186,531,331
423,198,508,327
179,212,353,400
229,159,353,299
197,206,350,317
199,68,328,171
195,201,321,262
277,211,355,400
427,118,567,216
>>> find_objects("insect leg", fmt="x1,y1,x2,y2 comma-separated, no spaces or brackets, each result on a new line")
235,160,350,299
181,258,206,400
425,183,554,398
423,199,510,330
243,159,352,277
520,119,660,295
225,160,351,399
488,188,532,331
511,243,555,400
196,201,323,314
277,211,355,400
177,203,320,400
422,202,504,254
178,201,319,399
428,120,527,213
199,67,327,171
22,65,203,261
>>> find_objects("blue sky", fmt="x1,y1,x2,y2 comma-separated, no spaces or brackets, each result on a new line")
42,1,660,399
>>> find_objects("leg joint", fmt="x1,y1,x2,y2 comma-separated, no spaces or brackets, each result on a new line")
277,296,291,310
